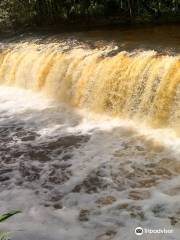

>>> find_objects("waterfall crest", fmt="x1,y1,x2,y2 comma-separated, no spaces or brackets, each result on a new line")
0,43,179,132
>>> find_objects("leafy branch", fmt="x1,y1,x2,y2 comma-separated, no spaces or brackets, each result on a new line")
0,211,21,223
0,211,21,240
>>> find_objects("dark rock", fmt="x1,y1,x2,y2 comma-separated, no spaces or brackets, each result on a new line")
79,209,90,222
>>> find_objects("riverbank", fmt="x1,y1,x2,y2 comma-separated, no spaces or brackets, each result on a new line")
0,13,180,38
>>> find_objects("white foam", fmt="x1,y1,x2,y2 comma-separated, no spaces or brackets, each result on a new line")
0,86,180,240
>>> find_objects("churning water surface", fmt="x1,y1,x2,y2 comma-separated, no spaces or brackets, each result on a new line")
0,25,180,240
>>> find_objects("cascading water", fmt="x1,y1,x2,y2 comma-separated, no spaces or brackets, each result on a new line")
0,30,180,240
0,43,179,133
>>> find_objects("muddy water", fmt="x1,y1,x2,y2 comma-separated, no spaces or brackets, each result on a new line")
0,88,179,240
2,24,180,53
0,25,180,240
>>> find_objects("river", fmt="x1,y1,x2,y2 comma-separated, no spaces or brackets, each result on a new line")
0,24,180,240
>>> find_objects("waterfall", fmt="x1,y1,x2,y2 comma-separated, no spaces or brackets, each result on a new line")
0,43,179,132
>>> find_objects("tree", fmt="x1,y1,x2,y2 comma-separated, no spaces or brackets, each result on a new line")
0,0,179,30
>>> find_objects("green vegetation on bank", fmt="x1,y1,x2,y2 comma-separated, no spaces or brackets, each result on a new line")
0,211,21,223
0,0,179,31
0,211,21,240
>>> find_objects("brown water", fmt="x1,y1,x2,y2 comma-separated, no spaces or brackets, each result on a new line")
0,25,180,240
3,24,179,52
0,24,180,133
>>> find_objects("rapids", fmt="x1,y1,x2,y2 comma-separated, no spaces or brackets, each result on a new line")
0,36,179,134
0,26,180,240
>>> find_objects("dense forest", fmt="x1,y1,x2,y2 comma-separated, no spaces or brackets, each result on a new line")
0,0,180,31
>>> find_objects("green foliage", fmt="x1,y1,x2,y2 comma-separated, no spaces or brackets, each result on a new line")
0,211,21,240
0,211,21,223
0,0,179,30
0,232,12,240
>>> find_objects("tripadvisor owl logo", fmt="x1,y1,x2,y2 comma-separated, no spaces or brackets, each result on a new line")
135,227,144,236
